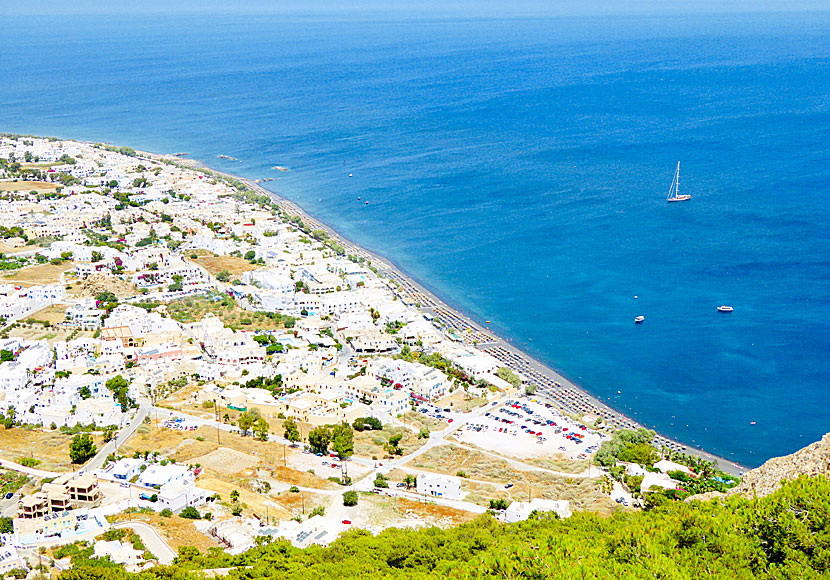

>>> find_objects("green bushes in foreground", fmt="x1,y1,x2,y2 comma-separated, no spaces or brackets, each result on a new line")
58,475,830,580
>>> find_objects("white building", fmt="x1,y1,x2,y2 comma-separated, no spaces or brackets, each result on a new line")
110,458,145,481
416,473,462,500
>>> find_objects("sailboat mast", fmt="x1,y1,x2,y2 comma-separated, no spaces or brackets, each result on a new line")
676,162,680,198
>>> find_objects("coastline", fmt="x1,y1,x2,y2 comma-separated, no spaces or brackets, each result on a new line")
166,153,746,477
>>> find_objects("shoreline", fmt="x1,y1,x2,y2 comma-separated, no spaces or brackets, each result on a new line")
167,153,746,477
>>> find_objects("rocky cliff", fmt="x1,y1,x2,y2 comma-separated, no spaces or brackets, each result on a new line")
728,432,830,498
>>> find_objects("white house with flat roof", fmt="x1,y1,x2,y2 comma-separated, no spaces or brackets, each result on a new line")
416,473,462,500
137,464,191,490
110,458,145,481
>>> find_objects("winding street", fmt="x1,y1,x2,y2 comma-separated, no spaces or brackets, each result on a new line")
112,521,177,565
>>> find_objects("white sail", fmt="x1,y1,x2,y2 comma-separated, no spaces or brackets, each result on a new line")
667,161,690,202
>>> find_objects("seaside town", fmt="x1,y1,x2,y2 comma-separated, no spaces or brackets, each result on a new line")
0,135,741,575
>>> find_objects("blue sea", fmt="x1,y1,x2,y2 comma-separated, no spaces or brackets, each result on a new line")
2,12,829,467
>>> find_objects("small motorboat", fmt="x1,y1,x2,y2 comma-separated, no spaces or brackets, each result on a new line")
717,305,734,313
634,316,645,324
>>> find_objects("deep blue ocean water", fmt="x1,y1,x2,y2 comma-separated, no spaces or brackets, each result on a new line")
2,13,829,467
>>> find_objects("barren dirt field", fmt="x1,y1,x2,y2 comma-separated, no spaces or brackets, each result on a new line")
2,262,73,286
0,180,60,192
21,305,68,325
187,251,260,277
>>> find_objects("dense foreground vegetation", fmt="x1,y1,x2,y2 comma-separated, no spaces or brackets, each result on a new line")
61,475,830,580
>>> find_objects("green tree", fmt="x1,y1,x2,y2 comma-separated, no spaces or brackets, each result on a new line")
308,425,332,454
283,418,300,445
0,405,15,429
331,423,354,460
69,433,97,464
0,349,13,362
102,426,116,442
385,432,403,456
254,417,270,441
105,374,133,412
496,367,522,388
238,410,259,437
79,386,92,400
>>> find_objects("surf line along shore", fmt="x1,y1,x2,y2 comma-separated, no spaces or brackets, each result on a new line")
167,153,745,477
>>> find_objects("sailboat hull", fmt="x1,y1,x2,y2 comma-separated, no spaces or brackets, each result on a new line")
667,195,691,202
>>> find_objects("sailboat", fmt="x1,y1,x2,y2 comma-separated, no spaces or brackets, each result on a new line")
666,162,691,202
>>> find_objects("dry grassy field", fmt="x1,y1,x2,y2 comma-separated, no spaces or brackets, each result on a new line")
354,424,428,459
408,443,613,512
0,180,60,192
393,496,479,526
8,324,87,344
403,411,446,431
20,304,68,325
188,250,260,277
193,448,260,474
269,489,328,519
0,426,103,472
2,262,73,286
434,392,489,413
167,295,288,331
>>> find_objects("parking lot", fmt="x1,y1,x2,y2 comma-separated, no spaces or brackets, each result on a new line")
454,398,605,460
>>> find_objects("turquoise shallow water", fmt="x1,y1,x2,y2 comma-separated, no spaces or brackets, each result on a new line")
2,13,829,466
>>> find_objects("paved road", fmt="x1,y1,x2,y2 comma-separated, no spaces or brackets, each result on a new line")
0,458,59,478
112,521,177,565
84,401,151,472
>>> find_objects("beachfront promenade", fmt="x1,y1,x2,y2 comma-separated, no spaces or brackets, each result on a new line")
236,176,740,474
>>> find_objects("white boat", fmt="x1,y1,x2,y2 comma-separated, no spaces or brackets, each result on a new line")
634,316,645,324
717,305,733,312
667,162,691,202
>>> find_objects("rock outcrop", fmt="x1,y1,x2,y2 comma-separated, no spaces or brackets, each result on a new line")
728,432,830,498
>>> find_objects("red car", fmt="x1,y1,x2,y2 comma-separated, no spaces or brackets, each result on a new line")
342,520,351,524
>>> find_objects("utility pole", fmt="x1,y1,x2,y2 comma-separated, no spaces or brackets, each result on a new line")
214,398,220,445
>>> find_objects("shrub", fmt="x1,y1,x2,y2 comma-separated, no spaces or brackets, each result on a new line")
342,491,358,507
180,506,201,519
160,508,173,517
